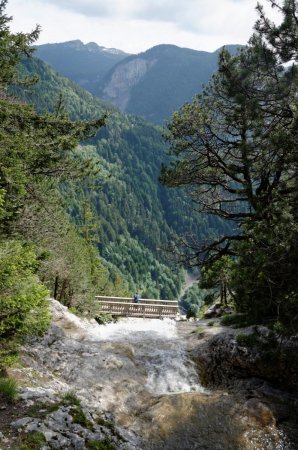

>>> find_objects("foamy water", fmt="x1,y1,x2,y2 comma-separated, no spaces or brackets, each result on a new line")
48,301,294,449
80,316,206,396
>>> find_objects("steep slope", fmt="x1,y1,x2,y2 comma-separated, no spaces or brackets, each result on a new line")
35,40,130,96
99,44,240,123
35,42,240,124
15,57,229,298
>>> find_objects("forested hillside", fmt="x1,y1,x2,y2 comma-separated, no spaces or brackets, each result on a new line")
15,56,229,301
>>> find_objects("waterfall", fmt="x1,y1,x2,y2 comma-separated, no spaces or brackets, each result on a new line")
86,317,206,396
41,300,293,450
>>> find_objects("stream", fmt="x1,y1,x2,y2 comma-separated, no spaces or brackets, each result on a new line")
22,301,294,449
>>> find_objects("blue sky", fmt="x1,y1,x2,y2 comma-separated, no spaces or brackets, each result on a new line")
7,0,279,53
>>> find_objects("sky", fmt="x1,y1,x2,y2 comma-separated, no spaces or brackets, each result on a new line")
6,0,280,54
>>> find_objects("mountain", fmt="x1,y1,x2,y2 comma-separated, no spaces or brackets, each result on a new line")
35,40,130,96
100,44,241,123
35,42,241,124
15,56,229,299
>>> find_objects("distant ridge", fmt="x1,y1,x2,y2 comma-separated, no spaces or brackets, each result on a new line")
35,40,130,95
35,41,241,124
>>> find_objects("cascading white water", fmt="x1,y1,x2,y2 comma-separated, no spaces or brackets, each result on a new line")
44,301,294,449
85,317,206,396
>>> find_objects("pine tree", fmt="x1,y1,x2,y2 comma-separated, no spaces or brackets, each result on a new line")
161,1,298,331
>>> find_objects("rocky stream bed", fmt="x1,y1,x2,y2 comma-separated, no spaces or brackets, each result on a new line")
0,300,297,449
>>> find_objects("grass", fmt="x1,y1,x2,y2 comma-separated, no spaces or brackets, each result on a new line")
220,313,249,328
0,377,18,403
60,390,81,406
86,439,116,450
191,326,206,334
11,431,46,450
70,405,93,429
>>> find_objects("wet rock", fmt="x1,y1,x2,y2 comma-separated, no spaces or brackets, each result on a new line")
192,327,298,392
240,398,276,427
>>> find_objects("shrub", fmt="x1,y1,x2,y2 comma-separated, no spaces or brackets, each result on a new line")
60,390,81,406
0,241,50,346
95,313,113,325
236,333,259,347
0,377,18,402
221,313,248,328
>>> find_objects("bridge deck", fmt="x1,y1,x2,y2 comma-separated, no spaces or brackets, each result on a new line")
95,296,179,318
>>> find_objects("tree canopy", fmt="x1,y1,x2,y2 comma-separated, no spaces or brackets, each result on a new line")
161,0,298,332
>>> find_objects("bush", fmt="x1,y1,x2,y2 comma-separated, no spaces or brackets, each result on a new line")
221,313,248,328
0,377,18,402
0,241,50,344
95,313,113,325
186,304,199,319
60,390,81,406
236,333,259,348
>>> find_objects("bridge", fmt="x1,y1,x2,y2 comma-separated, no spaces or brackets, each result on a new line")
95,296,179,319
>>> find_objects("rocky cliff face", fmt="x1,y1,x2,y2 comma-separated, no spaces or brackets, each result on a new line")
189,325,298,392
178,321,298,447
101,57,157,110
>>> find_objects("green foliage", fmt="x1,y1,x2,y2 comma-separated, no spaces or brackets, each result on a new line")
161,2,298,333
0,376,18,402
0,241,50,342
180,282,215,316
95,313,113,325
14,51,230,302
220,314,248,328
86,440,116,450
70,405,93,429
60,390,81,406
236,333,259,348
12,431,46,450
0,338,19,367
186,304,199,319
191,327,205,335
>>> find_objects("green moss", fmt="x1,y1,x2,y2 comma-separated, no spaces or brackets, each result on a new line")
86,439,116,450
70,405,93,429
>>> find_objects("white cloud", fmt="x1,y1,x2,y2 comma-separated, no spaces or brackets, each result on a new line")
6,0,282,54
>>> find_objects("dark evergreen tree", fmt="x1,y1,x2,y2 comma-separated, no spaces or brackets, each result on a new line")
161,0,298,331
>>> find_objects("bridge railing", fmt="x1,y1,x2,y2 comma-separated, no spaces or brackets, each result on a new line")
95,296,179,318
95,295,178,306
